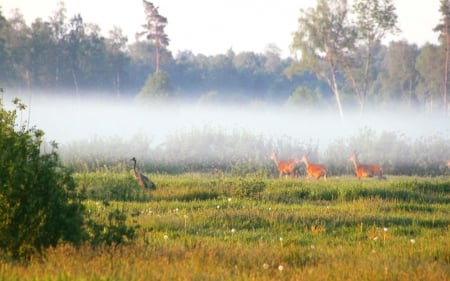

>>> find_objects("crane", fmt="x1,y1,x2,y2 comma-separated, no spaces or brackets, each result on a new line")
130,157,156,189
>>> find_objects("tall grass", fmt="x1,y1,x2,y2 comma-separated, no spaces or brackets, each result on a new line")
60,128,450,176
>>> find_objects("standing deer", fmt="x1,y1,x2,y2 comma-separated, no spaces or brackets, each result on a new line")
270,152,300,178
348,153,385,180
300,154,327,180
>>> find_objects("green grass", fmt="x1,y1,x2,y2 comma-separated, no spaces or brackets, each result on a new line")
1,173,449,280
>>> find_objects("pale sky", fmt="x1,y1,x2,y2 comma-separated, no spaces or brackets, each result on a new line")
0,0,441,57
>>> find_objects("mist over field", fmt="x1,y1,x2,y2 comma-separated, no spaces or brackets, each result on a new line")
7,94,449,152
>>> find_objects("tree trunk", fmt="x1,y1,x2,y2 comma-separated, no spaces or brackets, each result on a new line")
361,43,373,115
155,44,160,73
71,68,79,99
331,72,345,124
444,18,449,114
115,70,121,98
327,56,345,123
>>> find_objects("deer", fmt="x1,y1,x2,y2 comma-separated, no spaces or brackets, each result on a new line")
348,153,385,180
270,152,300,178
299,154,327,180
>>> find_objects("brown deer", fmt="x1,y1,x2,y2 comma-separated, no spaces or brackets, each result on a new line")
300,154,327,180
348,153,385,180
270,152,300,178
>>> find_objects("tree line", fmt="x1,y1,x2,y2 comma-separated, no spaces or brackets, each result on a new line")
0,0,449,114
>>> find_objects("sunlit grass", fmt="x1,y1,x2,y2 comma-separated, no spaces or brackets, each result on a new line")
1,173,449,280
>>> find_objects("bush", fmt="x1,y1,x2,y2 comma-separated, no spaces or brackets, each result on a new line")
231,178,266,198
86,208,136,247
136,70,175,101
0,98,85,261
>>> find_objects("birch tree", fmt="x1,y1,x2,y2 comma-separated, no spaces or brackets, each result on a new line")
289,0,355,123
350,0,398,113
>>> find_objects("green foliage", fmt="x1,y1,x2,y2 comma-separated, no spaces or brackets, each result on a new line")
0,98,85,261
289,0,355,120
86,207,136,247
0,173,449,280
230,178,266,198
0,2,446,111
285,86,323,108
136,0,169,73
136,70,174,101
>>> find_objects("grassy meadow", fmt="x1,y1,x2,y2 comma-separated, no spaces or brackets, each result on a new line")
1,172,448,281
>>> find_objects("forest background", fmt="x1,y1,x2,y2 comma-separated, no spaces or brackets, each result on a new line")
0,0,449,114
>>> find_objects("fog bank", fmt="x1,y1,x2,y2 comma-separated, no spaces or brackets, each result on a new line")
4,95,449,151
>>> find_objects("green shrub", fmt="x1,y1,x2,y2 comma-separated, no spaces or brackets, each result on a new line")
86,208,136,247
231,178,266,198
0,98,85,261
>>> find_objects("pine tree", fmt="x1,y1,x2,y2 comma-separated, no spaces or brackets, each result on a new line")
136,0,169,73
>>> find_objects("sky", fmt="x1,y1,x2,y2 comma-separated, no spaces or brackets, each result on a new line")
0,0,441,57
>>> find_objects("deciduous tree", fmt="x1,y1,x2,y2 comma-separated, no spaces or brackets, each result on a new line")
0,98,85,261
415,43,444,112
349,0,399,113
107,27,129,97
289,0,355,123
434,0,450,113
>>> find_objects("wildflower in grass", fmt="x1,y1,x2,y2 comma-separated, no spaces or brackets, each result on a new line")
228,197,232,202
279,237,283,248
164,234,169,240
263,263,269,269
231,228,236,234
409,238,416,254
310,244,315,250
217,205,220,209
175,208,179,213
383,227,388,232
278,265,284,271
373,236,378,241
